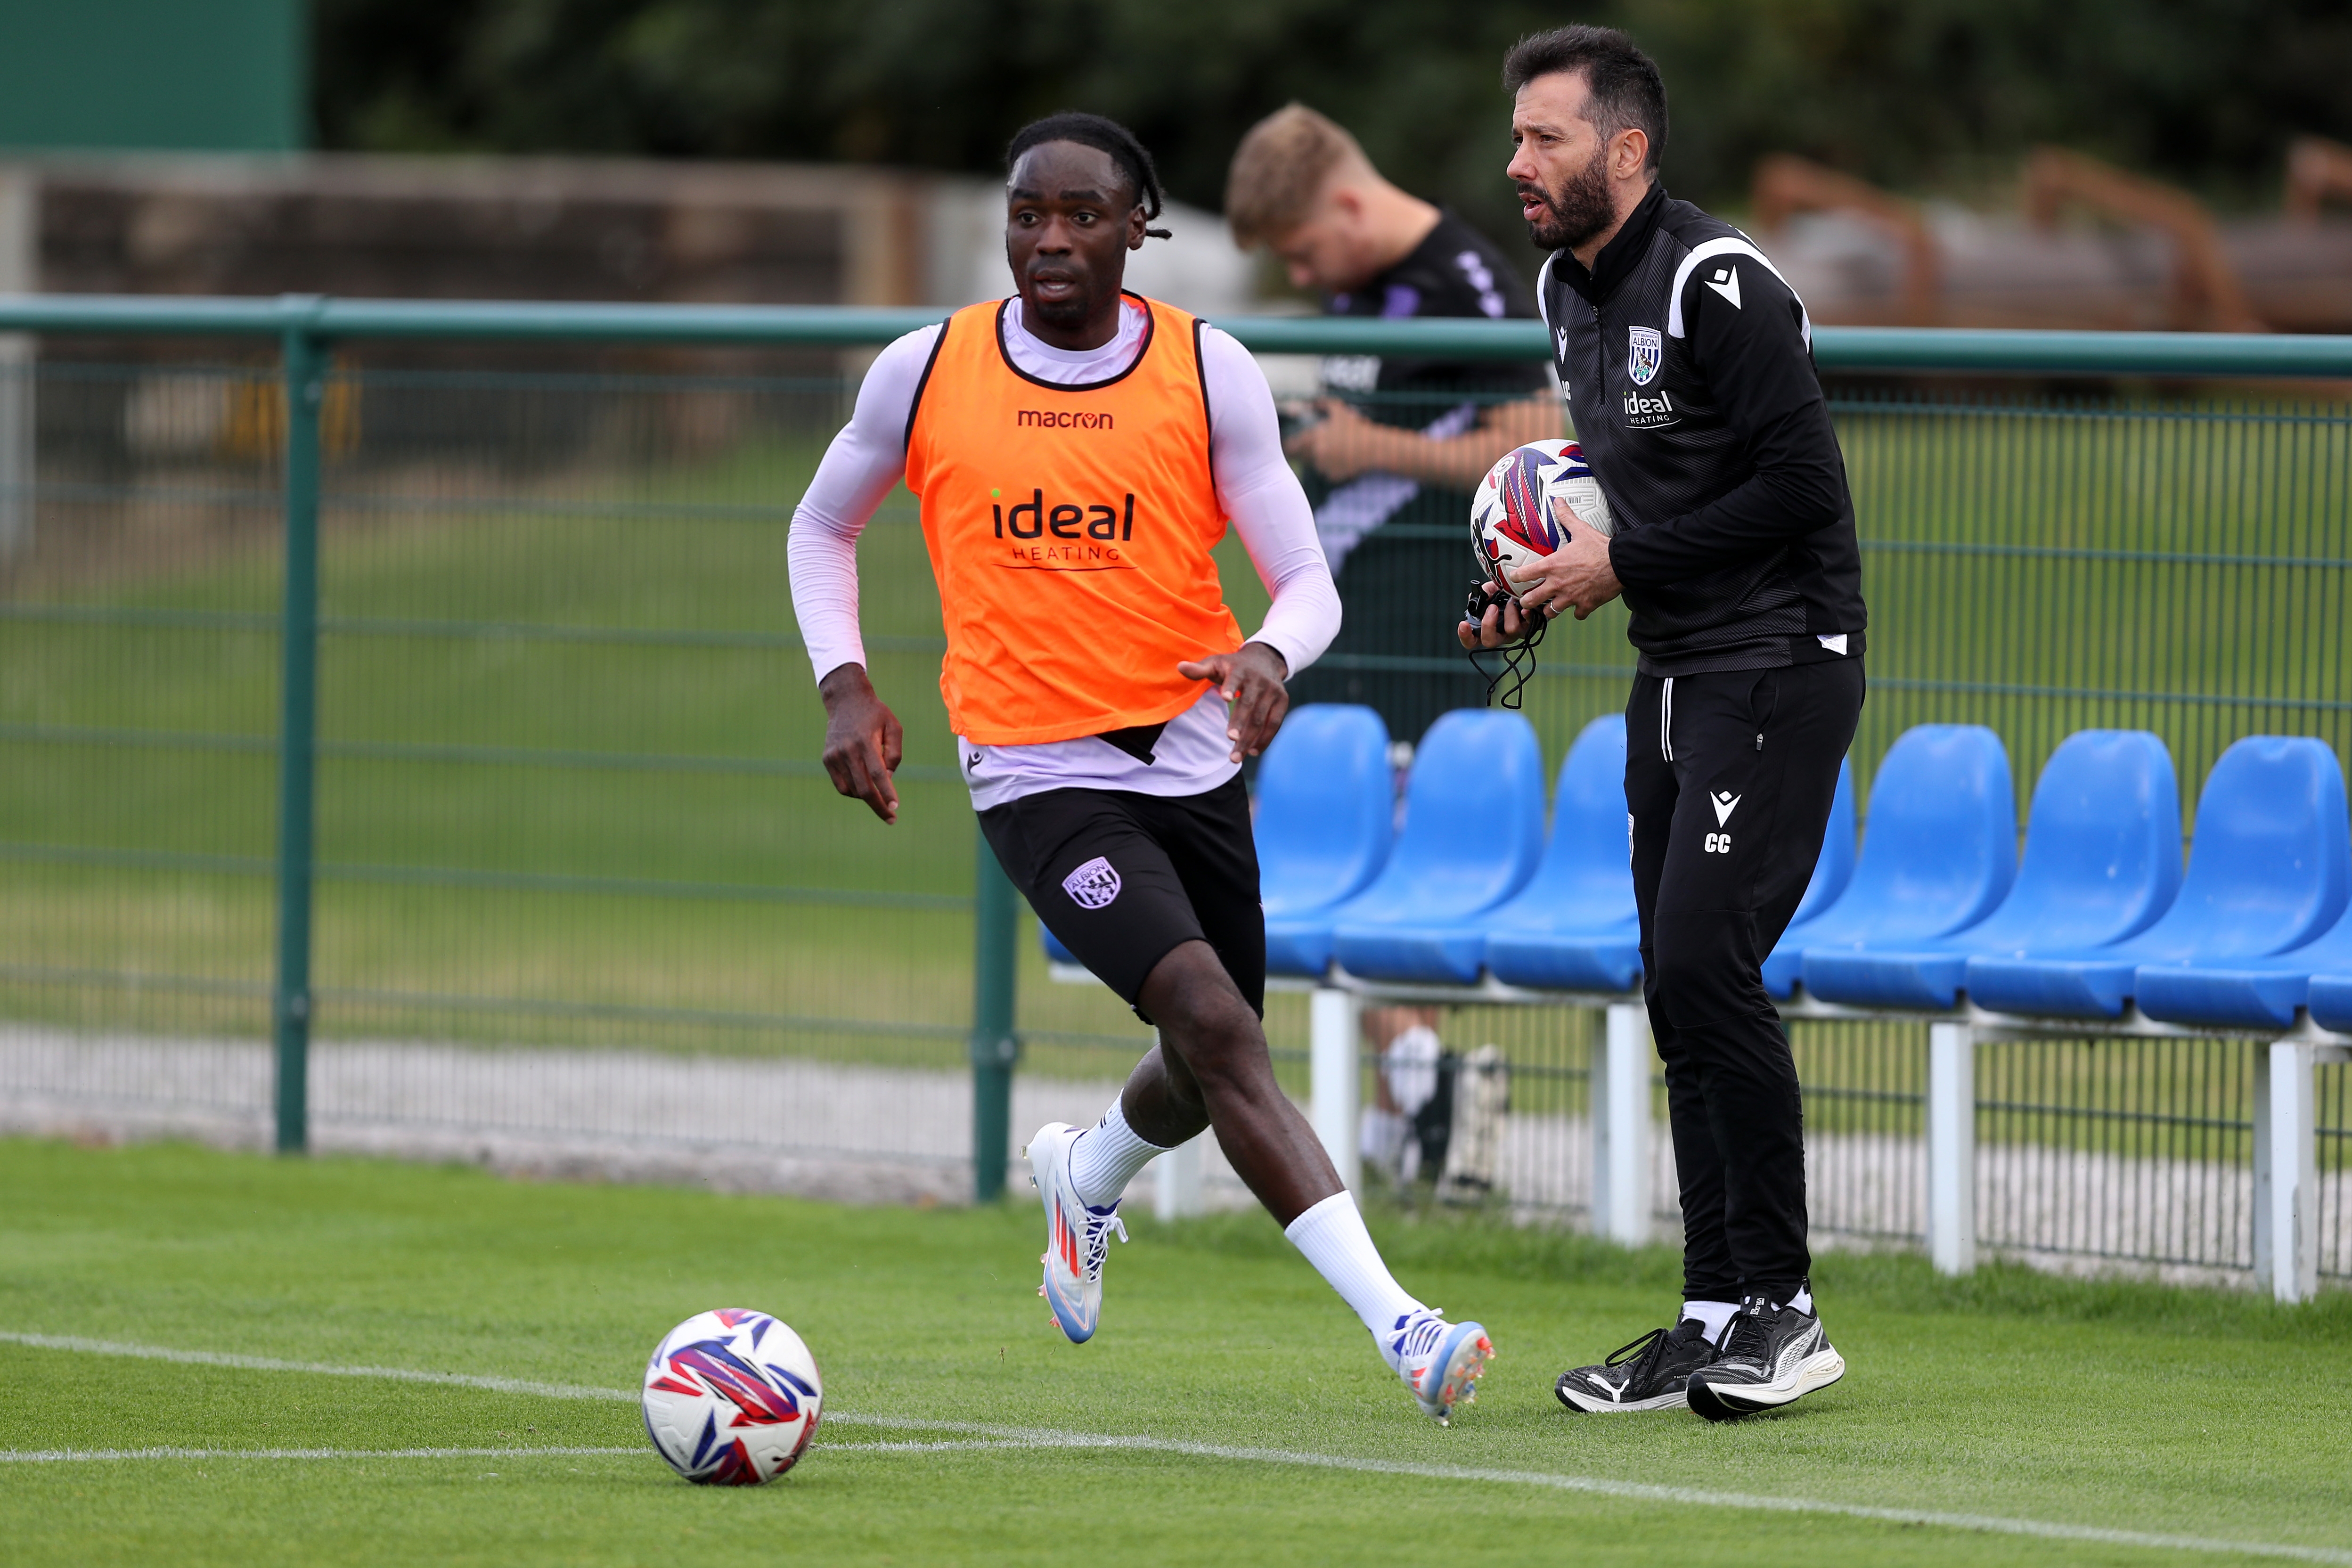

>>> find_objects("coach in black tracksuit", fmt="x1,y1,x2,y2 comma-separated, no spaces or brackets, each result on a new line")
1470,27,1865,1419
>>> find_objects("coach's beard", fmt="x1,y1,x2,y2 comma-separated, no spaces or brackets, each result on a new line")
1521,145,1616,253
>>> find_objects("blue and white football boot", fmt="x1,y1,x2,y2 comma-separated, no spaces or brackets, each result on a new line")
1025,1121,1127,1345
1388,1307,1494,1425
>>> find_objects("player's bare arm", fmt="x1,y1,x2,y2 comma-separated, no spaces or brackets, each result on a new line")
1285,393,1559,487
817,662,903,824
1177,641,1290,762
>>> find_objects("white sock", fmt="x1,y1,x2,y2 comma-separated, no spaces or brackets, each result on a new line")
1283,1191,1425,1364
1788,1285,1814,1315
1066,1098,1168,1208
1683,1299,1740,1342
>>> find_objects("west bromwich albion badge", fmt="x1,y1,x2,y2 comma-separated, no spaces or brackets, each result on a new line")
1627,326,1663,386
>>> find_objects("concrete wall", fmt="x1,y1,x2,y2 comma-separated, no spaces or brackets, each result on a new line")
3,152,1260,319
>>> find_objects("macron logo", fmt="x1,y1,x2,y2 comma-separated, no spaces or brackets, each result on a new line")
1017,409,1114,430
1711,791,1741,826
1705,266,1742,309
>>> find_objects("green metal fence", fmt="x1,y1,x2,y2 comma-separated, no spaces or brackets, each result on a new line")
0,295,2346,1266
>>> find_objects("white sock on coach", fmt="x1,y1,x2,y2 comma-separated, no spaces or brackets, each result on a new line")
1788,1285,1814,1315
1066,1099,1168,1208
1683,1299,1740,1342
1284,1191,1426,1363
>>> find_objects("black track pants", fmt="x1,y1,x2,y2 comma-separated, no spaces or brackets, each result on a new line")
1625,659,1865,1303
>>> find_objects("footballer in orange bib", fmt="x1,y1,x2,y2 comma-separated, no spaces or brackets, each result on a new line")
905,292,1241,746
788,112,1492,1422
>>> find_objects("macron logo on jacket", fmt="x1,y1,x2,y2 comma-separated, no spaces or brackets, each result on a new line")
1666,237,1810,347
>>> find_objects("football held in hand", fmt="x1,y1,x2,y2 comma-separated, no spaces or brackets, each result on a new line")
1470,439,1614,600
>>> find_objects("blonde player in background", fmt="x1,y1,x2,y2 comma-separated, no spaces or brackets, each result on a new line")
1227,104,1559,745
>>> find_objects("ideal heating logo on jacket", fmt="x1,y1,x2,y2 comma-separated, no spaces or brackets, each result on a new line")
990,488,1138,570
1622,387,1681,430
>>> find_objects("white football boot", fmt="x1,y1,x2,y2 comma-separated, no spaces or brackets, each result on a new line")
1025,1121,1127,1345
1388,1307,1494,1424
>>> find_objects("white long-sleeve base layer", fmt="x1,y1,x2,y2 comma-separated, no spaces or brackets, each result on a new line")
788,297,1341,810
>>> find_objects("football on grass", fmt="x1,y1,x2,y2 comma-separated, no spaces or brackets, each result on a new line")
641,1308,823,1485
1470,439,1613,600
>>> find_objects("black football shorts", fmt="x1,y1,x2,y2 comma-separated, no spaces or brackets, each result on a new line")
976,774,1265,1021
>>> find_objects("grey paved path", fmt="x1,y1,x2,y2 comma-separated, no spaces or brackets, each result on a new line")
1,1026,2333,1283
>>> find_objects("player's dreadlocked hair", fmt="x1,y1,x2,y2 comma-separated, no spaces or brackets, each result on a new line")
1005,113,1174,239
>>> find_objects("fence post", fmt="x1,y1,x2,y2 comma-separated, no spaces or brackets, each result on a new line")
1592,1002,1655,1246
2253,1043,2275,1288
1927,1021,1976,1274
1153,1137,1205,1223
2259,1040,2328,1304
1310,986,1361,1192
271,302,326,1155
1152,1141,1205,1220
1144,1026,1205,1219
969,833,1021,1201
0,170,32,563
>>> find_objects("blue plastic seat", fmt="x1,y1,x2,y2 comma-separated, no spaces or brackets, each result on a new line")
1475,716,1642,992
1804,731,2181,1010
2137,903,2352,1031
2136,848,2352,1031
1790,755,1859,930
1966,736,2351,1020
1047,702,1392,972
2308,972,2352,1034
1345,714,1637,988
1758,726,2017,998
1254,706,1397,911
1258,705,1399,975
1319,709,1547,982
1756,755,1860,995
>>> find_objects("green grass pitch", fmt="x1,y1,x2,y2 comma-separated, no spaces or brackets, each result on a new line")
2,1137,2349,1567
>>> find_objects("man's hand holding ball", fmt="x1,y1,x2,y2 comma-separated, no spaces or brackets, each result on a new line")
1458,495,1623,650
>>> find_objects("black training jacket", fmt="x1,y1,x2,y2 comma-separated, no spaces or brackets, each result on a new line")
1540,183,1866,676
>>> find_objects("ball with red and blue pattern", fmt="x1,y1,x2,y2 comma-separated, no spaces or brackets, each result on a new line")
641,1308,824,1485
1469,438,1614,602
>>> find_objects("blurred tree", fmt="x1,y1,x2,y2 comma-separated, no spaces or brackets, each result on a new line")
315,0,2352,253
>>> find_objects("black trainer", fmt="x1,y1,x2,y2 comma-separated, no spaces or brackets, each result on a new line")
1555,1318,1722,1413
1684,1293,1846,1421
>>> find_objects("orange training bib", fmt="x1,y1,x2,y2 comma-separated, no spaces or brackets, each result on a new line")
903,294,1242,747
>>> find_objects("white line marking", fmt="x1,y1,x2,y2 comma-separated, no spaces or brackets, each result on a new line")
840,1417,2352,1564
826,1438,1035,1454
0,1332,634,1403
8,1331,2346,1562
1,1440,1036,1465
2,1446,642,1463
